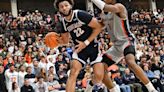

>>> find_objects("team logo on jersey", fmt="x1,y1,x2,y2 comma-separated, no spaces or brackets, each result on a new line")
67,22,82,32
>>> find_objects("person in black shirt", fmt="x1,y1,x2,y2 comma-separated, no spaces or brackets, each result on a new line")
24,66,36,86
21,79,34,92
0,65,7,92
55,0,104,91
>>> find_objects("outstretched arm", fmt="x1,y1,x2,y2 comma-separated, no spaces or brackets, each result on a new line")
91,0,124,13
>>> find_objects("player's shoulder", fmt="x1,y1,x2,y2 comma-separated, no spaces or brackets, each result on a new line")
73,9,90,15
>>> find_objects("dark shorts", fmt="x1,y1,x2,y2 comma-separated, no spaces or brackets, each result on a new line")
72,43,102,67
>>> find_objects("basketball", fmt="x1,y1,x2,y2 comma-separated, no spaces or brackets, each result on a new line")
44,32,59,48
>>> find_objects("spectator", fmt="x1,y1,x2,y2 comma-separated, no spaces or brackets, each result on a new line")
3,53,14,68
0,65,7,92
47,66,58,80
18,65,27,87
24,47,33,65
9,82,20,92
35,76,48,92
24,66,36,86
123,68,142,92
114,72,131,92
47,74,61,92
118,59,128,75
21,79,34,92
143,65,164,91
31,59,40,77
5,64,18,90
38,56,47,71
38,68,47,81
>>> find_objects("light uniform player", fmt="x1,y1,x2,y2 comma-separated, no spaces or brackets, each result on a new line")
55,0,105,91
90,0,158,92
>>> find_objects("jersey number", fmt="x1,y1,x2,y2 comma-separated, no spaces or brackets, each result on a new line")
73,28,84,37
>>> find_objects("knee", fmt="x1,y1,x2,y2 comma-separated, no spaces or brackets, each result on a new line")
125,57,137,69
93,63,104,77
69,68,80,78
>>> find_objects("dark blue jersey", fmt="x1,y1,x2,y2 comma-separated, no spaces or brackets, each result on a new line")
61,10,96,45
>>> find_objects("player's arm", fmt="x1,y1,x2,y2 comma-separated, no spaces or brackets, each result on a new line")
56,17,70,46
87,17,103,43
57,32,70,45
75,11,103,53
91,0,125,13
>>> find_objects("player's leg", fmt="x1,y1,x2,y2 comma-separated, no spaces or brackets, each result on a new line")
101,53,121,92
66,59,82,92
89,44,105,91
92,62,105,91
124,45,158,92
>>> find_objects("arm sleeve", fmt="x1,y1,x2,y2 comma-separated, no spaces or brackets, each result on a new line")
77,10,93,25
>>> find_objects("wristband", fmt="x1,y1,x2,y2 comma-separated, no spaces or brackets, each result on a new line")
84,40,90,46
92,0,105,10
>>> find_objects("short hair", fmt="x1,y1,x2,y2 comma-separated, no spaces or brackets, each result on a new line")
9,63,14,67
54,0,74,9
37,75,44,80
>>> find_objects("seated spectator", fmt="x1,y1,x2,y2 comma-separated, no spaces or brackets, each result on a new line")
58,70,68,90
47,66,58,80
114,72,131,92
47,74,61,92
82,72,92,88
123,68,142,92
24,47,33,65
24,66,36,86
46,57,57,75
38,68,47,81
3,53,14,68
38,56,47,71
35,76,48,92
143,65,164,91
150,56,163,77
18,65,27,87
118,59,128,75
9,82,20,92
21,79,34,92
5,64,18,90
31,59,40,77
0,65,7,92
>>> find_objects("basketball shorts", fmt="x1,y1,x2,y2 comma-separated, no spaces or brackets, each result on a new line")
102,40,136,66
72,43,102,67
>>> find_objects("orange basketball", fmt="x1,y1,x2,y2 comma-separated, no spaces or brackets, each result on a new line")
44,32,59,48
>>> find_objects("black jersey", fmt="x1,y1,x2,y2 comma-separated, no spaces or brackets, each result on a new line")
61,10,96,45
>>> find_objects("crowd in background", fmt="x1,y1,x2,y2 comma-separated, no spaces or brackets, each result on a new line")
0,8,163,92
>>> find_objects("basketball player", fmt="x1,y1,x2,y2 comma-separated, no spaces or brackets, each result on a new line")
55,0,105,91
90,0,158,92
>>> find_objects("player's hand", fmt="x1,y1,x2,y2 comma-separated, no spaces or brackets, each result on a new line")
55,34,63,45
75,40,87,53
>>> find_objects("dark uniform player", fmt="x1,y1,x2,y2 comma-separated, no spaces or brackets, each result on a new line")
55,0,105,92
61,10,102,66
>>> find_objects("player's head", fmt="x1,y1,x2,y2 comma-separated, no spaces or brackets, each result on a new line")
55,0,74,16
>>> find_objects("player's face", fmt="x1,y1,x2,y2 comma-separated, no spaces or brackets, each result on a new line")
58,1,72,16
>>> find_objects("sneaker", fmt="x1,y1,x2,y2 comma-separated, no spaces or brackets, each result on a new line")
85,80,94,92
92,84,104,92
